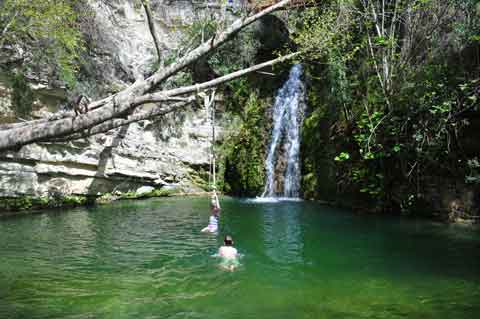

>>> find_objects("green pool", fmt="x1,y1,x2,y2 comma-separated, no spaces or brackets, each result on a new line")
1,197,479,318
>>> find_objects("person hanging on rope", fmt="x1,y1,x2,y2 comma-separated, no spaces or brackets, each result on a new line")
211,190,221,212
201,206,219,233
201,190,221,233
201,87,222,234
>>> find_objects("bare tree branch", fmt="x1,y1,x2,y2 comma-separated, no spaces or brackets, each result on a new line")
50,100,194,142
45,51,300,140
133,52,300,106
142,0,164,68
0,0,295,151
141,0,293,92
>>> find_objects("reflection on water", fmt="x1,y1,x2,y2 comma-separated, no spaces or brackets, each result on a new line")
247,197,303,203
0,197,479,319
262,203,304,265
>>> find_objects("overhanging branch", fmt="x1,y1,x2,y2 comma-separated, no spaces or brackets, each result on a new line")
49,100,194,142
0,0,295,151
133,52,300,105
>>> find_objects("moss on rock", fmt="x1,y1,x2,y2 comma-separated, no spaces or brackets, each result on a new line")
0,195,88,212
223,92,268,196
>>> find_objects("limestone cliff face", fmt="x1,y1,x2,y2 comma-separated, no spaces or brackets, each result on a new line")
0,0,231,198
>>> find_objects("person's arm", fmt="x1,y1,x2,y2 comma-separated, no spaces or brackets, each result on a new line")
214,193,221,209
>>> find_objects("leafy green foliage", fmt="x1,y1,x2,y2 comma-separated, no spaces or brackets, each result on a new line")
224,78,252,113
0,0,84,87
294,0,480,213
0,195,87,211
301,106,326,199
289,2,356,62
334,152,350,162
300,61,346,200
223,92,268,196
10,71,33,118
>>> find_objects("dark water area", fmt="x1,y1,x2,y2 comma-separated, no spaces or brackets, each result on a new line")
1,197,479,319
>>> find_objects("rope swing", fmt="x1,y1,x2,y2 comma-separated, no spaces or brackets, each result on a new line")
202,88,221,209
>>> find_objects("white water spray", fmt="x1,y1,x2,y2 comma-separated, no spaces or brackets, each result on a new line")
261,64,306,198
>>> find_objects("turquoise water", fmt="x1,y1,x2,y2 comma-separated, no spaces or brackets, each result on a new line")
1,197,479,319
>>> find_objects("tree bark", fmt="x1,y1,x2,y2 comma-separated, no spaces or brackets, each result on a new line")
49,100,193,142
50,52,299,141
132,52,300,105
142,0,164,68
0,0,294,152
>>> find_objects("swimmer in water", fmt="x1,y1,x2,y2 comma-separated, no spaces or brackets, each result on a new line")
218,235,239,271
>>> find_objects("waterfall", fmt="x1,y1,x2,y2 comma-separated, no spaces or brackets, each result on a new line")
261,64,306,198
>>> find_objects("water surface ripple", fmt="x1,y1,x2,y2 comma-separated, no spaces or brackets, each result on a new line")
1,197,479,319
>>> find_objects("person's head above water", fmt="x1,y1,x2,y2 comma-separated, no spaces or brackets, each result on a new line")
224,235,233,246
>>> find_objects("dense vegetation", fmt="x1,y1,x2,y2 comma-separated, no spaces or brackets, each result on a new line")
0,0,85,118
217,0,480,219
288,0,480,218
1,0,479,219
0,0,84,84
223,91,270,196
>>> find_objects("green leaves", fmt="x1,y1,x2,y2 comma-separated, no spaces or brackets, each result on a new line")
10,71,33,118
373,36,394,48
429,101,452,115
1,0,84,86
470,34,480,42
352,167,383,198
289,0,480,212
334,152,350,162
289,4,356,62
223,92,268,196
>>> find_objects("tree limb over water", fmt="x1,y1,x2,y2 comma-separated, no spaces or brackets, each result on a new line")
0,0,296,152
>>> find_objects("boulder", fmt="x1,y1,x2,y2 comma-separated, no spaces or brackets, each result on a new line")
136,186,155,195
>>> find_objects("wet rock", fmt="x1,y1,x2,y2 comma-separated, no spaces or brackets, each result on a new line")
136,186,155,195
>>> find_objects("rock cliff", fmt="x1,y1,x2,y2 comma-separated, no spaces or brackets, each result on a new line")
0,0,232,199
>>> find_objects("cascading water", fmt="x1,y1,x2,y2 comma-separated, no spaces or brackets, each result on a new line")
261,64,306,199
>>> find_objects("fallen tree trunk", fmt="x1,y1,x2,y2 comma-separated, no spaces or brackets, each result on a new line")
53,52,299,141
0,0,295,152
132,52,300,105
48,100,194,142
